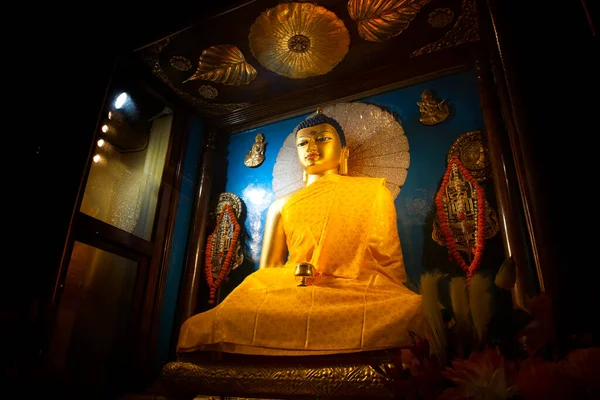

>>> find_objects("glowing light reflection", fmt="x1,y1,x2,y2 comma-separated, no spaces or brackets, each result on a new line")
242,184,274,264
114,92,128,109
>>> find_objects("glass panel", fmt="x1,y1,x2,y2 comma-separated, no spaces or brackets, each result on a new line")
48,241,139,392
80,84,172,240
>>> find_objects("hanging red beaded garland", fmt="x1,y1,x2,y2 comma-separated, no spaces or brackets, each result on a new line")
204,204,241,304
435,155,487,282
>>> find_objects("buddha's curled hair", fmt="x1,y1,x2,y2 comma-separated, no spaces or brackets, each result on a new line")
293,109,347,147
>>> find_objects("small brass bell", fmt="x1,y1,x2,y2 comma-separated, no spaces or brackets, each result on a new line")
294,262,314,287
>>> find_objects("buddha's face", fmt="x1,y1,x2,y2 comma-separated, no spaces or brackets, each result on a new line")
296,122,343,175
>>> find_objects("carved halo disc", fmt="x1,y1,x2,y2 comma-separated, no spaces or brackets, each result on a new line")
447,130,491,182
272,102,410,199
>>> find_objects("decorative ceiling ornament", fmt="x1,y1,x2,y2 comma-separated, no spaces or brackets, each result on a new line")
248,2,350,79
447,130,491,183
169,55,192,71
198,85,218,99
141,40,250,116
432,156,499,281
428,8,455,28
272,102,409,199
205,192,244,305
348,0,432,42
412,0,479,57
417,89,449,125
183,44,257,86
244,133,267,168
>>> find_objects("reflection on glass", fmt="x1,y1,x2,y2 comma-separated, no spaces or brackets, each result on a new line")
80,91,172,240
48,241,138,390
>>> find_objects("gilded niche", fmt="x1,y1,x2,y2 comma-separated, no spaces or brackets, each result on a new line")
248,2,350,79
348,0,432,42
183,44,257,86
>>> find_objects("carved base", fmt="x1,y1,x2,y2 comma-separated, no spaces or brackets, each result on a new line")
159,352,398,399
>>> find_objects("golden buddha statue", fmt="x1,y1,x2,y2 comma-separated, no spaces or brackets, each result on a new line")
176,110,425,356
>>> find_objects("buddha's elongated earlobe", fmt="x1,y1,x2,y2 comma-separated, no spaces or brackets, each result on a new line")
339,147,349,175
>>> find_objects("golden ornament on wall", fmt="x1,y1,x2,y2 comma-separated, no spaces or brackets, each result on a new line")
348,0,432,42
244,133,267,168
417,89,449,125
205,193,244,304
170,55,192,71
248,2,350,79
198,85,218,99
447,130,491,182
432,156,499,278
142,40,250,116
183,44,257,86
412,0,480,57
428,8,455,28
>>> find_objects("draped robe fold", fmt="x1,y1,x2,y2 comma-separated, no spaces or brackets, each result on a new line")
177,174,424,356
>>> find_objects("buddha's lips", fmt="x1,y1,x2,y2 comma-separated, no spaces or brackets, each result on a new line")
306,153,319,160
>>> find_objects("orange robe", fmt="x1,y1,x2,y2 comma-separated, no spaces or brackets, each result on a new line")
177,174,424,355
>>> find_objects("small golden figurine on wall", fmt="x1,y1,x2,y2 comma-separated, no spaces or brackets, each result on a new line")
417,89,450,125
244,133,267,167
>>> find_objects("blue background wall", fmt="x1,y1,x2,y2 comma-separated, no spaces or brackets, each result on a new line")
224,69,494,288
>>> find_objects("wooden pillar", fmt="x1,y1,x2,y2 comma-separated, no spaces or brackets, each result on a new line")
473,50,536,308
476,0,560,300
478,0,584,358
475,0,576,354
176,127,218,327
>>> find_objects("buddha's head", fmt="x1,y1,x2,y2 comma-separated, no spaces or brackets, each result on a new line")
293,109,349,178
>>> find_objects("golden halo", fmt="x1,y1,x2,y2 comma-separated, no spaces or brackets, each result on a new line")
248,2,350,79
272,102,410,200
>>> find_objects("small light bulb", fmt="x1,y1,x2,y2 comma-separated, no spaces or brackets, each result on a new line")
93,154,101,163
97,139,105,147
114,92,128,109
108,111,113,119
101,124,109,133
